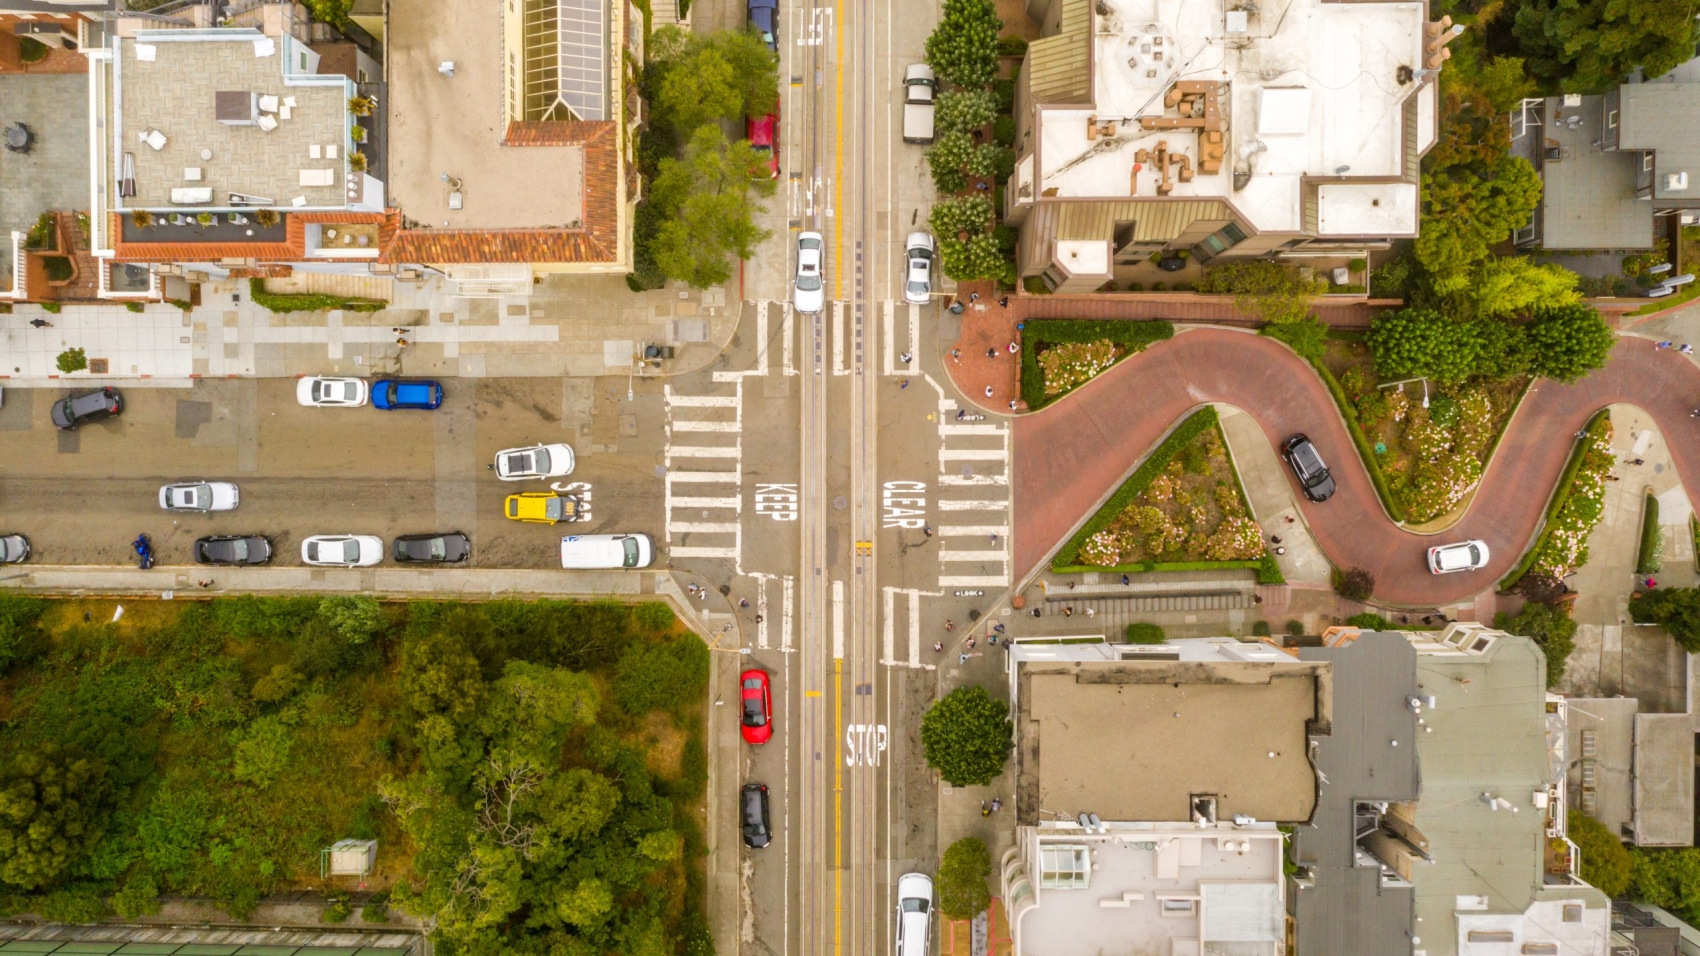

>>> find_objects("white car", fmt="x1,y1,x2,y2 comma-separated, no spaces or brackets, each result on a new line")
794,231,825,314
1428,539,1490,575
895,872,933,956
159,481,240,513
296,376,369,407
904,232,935,304
494,443,576,480
301,534,384,567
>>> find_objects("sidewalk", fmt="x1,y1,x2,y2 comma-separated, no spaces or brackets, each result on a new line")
1217,404,1329,586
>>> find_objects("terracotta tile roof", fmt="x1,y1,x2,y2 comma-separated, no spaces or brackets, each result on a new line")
382,120,623,265
111,210,399,262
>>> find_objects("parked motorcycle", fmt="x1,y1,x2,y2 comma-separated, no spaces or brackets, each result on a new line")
132,533,154,570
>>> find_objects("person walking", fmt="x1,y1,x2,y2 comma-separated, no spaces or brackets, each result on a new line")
984,385,994,398
900,351,913,364
990,797,1002,813
738,598,750,608
396,337,410,348
952,348,962,362
1007,341,1020,354
1084,607,1096,617
945,619,956,631
934,641,944,653
1684,344,1696,355
923,525,934,537
899,379,909,389
29,318,50,329
986,347,998,358
998,297,1010,308
1121,574,1130,585
990,532,999,546
1008,399,1019,410
1657,341,1675,350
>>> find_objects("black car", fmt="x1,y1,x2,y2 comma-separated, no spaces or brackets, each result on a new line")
393,532,471,563
50,387,123,430
194,534,274,566
1280,434,1336,502
741,783,771,849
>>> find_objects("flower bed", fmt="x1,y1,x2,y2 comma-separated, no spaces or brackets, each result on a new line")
1500,411,1614,590
1052,406,1282,583
1020,319,1173,410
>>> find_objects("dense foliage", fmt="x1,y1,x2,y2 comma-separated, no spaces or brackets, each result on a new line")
1494,601,1578,687
919,687,1012,788
1197,262,1324,325
1630,586,1700,653
1513,0,1700,93
1366,303,1613,388
937,838,991,920
0,596,711,955
1334,568,1375,602
1018,320,1174,410
924,0,1002,89
1124,622,1166,644
1569,811,1632,896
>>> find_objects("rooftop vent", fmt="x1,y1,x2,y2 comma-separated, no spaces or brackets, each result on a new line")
1225,9,1247,32
216,91,258,126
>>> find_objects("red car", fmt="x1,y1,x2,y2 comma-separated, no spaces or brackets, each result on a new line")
748,112,778,179
740,668,773,744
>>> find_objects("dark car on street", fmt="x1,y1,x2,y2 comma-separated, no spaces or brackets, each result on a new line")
194,534,274,566
372,379,445,410
50,387,123,430
393,532,471,563
741,783,771,849
1280,434,1336,502
747,0,777,52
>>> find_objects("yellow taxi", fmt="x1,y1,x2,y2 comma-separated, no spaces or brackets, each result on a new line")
504,492,584,524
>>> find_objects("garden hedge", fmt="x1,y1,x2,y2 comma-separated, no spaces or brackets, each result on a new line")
248,278,386,314
1498,409,1610,592
1638,493,1662,575
1020,319,1174,411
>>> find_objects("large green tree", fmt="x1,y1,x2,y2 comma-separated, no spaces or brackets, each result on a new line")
647,27,779,133
919,686,1012,787
1513,0,1700,93
1568,811,1632,896
1416,156,1541,294
938,837,992,920
1632,848,1700,924
1366,308,1482,386
649,126,777,288
935,89,999,138
0,743,113,892
925,0,1002,89
1630,587,1700,652
1470,257,1581,319
1493,601,1578,687
1525,303,1616,383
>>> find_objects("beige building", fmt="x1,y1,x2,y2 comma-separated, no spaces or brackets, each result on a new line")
1008,0,1448,290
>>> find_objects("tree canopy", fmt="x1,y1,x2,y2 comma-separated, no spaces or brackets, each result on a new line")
1513,0,1700,93
1415,156,1542,295
0,743,113,892
925,0,1002,89
1524,303,1616,383
648,125,777,289
1568,810,1632,896
1367,309,1484,386
1494,600,1579,687
1630,587,1700,652
920,686,1012,787
937,837,992,920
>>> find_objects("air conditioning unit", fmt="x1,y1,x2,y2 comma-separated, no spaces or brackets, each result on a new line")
1667,171,1689,191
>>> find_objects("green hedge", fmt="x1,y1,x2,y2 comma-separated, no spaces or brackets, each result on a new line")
1020,320,1174,411
1498,410,1610,592
1125,622,1165,643
248,278,387,314
1051,556,1285,585
1309,358,1407,523
1638,494,1663,575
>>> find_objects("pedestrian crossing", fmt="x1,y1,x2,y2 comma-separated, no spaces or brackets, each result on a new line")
934,397,1011,588
881,585,939,670
663,380,743,561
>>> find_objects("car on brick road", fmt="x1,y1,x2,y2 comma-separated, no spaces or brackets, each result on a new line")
1428,539,1490,575
740,668,773,744
1280,433,1336,502
392,532,471,563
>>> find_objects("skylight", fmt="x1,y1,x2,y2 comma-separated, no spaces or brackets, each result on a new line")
523,0,606,121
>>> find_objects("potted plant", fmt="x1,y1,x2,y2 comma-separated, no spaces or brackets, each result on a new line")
196,212,215,226
131,210,155,229
350,124,368,143
253,209,280,227
349,151,369,173
347,95,376,116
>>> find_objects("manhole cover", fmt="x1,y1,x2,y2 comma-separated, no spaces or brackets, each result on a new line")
961,464,974,477
834,496,848,510
655,465,668,477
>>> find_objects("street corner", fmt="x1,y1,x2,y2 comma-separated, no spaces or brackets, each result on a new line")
943,283,1023,414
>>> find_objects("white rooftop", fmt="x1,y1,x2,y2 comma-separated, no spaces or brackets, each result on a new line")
1035,0,1426,234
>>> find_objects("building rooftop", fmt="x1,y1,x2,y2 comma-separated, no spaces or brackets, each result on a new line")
1619,83,1700,204
1030,0,1426,234
1013,645,1325,825
113,30,356,211
1564,696,1638,845
1633,713,1695,846
1531,96,1652,250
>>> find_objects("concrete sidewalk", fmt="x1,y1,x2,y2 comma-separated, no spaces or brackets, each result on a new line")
1218,404,1330,586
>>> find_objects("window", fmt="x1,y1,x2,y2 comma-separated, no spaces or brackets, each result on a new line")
1197,223,1247,257
1608,110,1619,128
1159,898,1197,917
1039,844,1090,889
523,0,607,121
1644,153,1655,172
1523,945,1558,955
1468,931,1515,943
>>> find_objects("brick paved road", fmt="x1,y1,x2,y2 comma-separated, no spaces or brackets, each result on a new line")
1009,329,1691,607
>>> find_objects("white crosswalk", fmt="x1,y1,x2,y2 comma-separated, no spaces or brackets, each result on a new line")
881,586,940,670
934,397,1012,588
664,381,743,561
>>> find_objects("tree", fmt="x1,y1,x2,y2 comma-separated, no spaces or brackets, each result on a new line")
919,686,1012,787
1259,316,1327,361
925,0,1002,89
0,743,113,891
1470,257,1581,319
1473,317,1534,380
656,48,744,134
1629,587,1700,652
0,595,47,675
1525,303,1615,383
611,635,708,716
1346,612,1393,629
926,131,974,194
935,89,999,137
930,195,994,240
56,348,87,374
1631,848,1700,923
1334,567,1375,602
648,28,778,133
649,126,777,288
1416,156,1541,294
1366,309,1482,386
939,233,1014,284
1494,601,1578,686
966,143,1011,181
1567,811,1632,896
1197,261,1321,324
401,631,488,723
1513,0,1700,93
318,595,384,644
937,837,992,920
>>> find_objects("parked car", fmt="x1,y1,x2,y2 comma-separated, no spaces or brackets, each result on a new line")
747,0,777,52
904,232,935,304
896,872,934,956
740,668,773,744
0,534,30,564
194,534,273,566
371,379,444,410
159,481,240,513
1280,434,1336,502
392,532,471,563
902,64,937,144
296,376,369,407
301,534,384,567
50,386,122,430
795,232,825,314
505,491,585,524
494,443,576,480
560,533,654,569
741,783,772,849
1428,539,1490,575
748,111,779,179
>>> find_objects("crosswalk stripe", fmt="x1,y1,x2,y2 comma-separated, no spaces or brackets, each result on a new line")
671,420,741,433
939,499,1007,511
672,521,741,533
670,496,741,509
667,445,742,458
667,471,740,483
940,424,1006,436
666,394,740,407
672,546,741,558
940,525,1007,536
938,550,1006,563
940,474,1008,486
940,575,1009,587
940,448,1007,461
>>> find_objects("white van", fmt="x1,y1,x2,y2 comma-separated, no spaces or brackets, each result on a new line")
896,872,933,956
559,533,654,569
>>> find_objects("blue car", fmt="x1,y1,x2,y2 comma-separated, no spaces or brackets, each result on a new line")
372,379,444,410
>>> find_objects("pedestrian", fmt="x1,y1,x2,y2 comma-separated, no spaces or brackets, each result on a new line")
1016,321,1026,331
975,181,990,191
1008,399,1019,410
1270,535,1282,545
900,378,909,389
1632,458,1646,466
1084,607,1096,617
966,635,977,649
988,634,999,646
396,337,410,347
1030,607,1043,617
1657,341,1675,350
1067,581,1077,590
986,347,998,358
1063,606,1074,617
197,579,213,588
956,408,967,420
993,622,1006,634
1007,341,1020,354
969,291,981,302
984,386,994,398
1646,577,1658,588
1284,515,1296,524
686,583,699,595
934,641,944,653
990,532,999,545
1421,615,1433,625
1684,344,1695,355
990,797,1002,813
999,296,1010,308
923,525,934,537
391,327,405,335
960,652,972,664
755,614,764,624
29,318,50,328
738,598,750,608
945,619,956,631
900,351,913,364
1605,474,1620,481
1275,546,1287,555
952,348,962,362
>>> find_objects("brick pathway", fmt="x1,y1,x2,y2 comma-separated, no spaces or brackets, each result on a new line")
1009,330,1700,608
946,280,1021,412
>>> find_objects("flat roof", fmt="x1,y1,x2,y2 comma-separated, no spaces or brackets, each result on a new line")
1538,96,1652,250
1016,658,1323,824
1034,0,1424,233
1634,713,1696,846
114,31,352,211
1565,697,1638,843
1619,83,1700,204
385,0,587,231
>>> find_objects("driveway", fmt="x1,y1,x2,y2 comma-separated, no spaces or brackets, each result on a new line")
1012,329,1693,607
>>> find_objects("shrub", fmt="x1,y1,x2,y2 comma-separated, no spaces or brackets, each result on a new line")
349,151,369,173
634,602,677,633
1367,308,1481,386
1525,303,1615,384
130,210,154,229
925,0,1003,89
613,634,710,716
938,837,992,920
253,209,281,227
1639,494,1663,575
24,213,56,251
1251,620,1271,636
993,114,1016,147
55,348,87,374
125,301,145,313
1259,317,1327,361
18,36,49,63
1346,612,1393,629
1568,811,1631,897
1019,319,1174,410
1334,567,1375,602
41,256,72,283
1348,258,1368,272
1284,619,1305,636
248,278,385,314
1493,601,1578,686
1197,261,1320,323
992,78,1016,113
1125,622,1165,644
350,124,368,143
1630,587,1700,653
919,686,1012,786
997,35,1028,57
41,302,60,314
109,873,161,919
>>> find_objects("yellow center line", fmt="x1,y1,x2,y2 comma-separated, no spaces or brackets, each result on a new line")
833,657,844,956
832,0,845,303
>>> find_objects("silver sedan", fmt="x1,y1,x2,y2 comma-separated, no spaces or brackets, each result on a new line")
159,481,240,513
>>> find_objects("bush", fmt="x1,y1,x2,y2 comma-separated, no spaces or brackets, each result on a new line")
1348,258,1368,272
1052,408,1215,567
1568,811,1631,896
41,302,60,314
1197,261,1320,324
24,213,57,251
1020,319,1174,411
1494,601,1578,687
41,256,72,283
1284,619,1305,636
938,837,992,920
109,873,160,919
1639,494,1663,575
1259,317,1327,362
18,36,49,63
635,602,677,633
992,78,1016,113
1334,567,1375,602
1630,587,1700,653
1125,622,1165,644
125,301,145,313
1251,620,1271,636
1366,308,1481,386
997,35,1028,57
613,635,710,716
1346,612,1393,629
55,348,87,374
0,596,48,675
247,279,386,315
993,115,1016,147
925,0,1003,89
1525,303,1615,384
919,686,1012,787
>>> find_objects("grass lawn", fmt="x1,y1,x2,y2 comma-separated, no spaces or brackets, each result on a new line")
1020,320,1174,410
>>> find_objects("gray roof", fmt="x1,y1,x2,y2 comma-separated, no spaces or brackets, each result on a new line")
1634,713,1696,846
1292,632,1420,956
1619,83,1700,203
1564,697,1637,845
1538,96,1653,250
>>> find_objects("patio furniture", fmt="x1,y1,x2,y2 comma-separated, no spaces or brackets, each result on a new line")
184,167,202,181
258,94,279,113
4,122,31,153
200,148,213,160
170,187,213,204
1157,256,1187,272
257,114,278,132
140,128,167,151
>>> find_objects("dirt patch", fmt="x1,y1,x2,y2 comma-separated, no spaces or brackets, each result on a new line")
641,709,686,781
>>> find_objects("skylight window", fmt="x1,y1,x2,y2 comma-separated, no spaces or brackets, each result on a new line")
523,0,606,121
